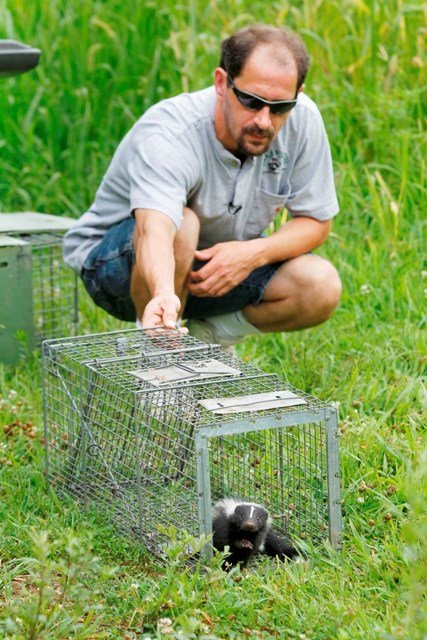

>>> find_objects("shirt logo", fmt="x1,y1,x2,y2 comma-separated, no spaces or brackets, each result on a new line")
263,150,289,174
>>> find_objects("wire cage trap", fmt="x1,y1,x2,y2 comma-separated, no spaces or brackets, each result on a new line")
42,328,343,560
0,212,78,364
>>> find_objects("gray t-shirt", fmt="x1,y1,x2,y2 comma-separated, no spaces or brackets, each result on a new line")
63,87,339,273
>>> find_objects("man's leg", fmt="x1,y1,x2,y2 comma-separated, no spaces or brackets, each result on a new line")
242,254,342,332
187,254,341,346
130,207,200,321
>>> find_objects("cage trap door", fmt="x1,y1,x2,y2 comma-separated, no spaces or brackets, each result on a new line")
0,236,34,364
194,430,214,560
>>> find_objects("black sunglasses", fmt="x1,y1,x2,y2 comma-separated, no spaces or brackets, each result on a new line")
227,74,298,116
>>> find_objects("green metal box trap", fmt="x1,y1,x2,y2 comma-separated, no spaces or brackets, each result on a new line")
0,212,78,364
42,328,343,559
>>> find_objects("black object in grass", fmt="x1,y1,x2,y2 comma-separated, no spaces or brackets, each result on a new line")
212,498,302,569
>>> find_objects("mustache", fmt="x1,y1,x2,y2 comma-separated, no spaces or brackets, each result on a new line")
242,124,275,139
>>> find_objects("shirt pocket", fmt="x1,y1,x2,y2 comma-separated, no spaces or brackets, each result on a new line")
244,187,290,238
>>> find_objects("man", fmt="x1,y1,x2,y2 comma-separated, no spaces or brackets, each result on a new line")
63,24,341,347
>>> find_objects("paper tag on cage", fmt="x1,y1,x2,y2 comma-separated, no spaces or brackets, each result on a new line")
198,390,307,414
130,359,241,386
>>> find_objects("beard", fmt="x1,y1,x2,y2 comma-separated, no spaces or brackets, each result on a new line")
235,123,276,157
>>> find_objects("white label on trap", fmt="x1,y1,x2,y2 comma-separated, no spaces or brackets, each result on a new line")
131,359,241,386
198,390,307,414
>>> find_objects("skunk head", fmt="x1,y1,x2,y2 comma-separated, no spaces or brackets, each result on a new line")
229,503,270,533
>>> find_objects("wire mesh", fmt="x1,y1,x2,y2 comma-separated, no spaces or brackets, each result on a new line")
14,232,78,342
43,328,341,559
208,423,328,543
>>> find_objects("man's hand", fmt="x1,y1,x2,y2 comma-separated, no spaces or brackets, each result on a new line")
141,293,182,329
187,241,262,297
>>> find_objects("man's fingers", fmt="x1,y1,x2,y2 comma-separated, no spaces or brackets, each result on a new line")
190,256,221,282
163,313,177,329
189,263,215,282
162,296,181,328
141,294,181,329
188,277,232,298
194,247,216,260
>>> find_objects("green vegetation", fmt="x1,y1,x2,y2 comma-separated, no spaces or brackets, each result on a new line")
0,0,425,638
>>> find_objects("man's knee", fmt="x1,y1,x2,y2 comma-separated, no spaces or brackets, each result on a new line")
272,255,341,322
312,260,342,320
302,259,342,319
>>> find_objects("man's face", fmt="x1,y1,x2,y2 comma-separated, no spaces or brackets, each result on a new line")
214,46,299,157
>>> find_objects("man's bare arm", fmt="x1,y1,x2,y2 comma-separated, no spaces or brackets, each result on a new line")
133,208,181,327
253,216,332,264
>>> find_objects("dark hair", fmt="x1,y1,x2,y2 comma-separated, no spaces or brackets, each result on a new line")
219,24,311,90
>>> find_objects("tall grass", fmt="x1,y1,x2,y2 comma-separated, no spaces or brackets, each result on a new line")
0,0,426,638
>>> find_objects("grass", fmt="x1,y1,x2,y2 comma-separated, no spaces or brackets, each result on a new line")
0,0,426,638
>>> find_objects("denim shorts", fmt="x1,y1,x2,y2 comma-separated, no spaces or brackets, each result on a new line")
81,217,283,322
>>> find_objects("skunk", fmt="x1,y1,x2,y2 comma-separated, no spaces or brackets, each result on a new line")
212,498,302,569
